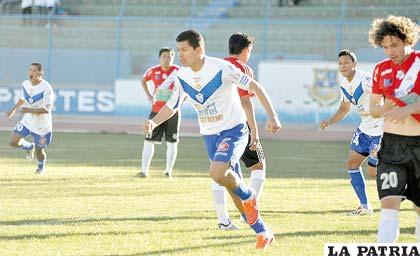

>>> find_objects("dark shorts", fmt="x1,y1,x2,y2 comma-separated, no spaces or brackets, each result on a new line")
146,111,180,143
240,133,265,168
376,132,420,206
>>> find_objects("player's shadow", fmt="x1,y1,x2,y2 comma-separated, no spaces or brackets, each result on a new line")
0,227,203,241
0,215,209,227
262,208,413,216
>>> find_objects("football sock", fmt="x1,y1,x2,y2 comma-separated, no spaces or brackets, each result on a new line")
211,180,230,225
348,168,369,208
249,169,265,201
37,156,46,171
165,142,177,175
251,218,267,234
378,209,399,242
20,139,33,151
141,140,154,176
233,183,253,201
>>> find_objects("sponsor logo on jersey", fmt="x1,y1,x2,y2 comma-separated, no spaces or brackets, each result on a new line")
217,142,229,152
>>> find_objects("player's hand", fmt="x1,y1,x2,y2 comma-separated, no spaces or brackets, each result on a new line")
144,119,157,136
320,120,329,130
383,105,411,123
249,129,259,151
266,116,281,134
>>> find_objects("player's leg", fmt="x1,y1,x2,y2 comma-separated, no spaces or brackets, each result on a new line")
376,133,411,242
9,123,34,160
367,135,381,178
139,112,162,177
207,125,273,248
409,138,420,242
211,181,240,230
32,131,52,174
246,141,266,201
347,129,371,215
163,112,180,178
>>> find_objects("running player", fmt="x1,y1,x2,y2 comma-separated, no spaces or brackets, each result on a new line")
144,30,281,249
7,63,54,175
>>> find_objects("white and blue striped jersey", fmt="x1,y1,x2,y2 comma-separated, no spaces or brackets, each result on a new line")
166,56,252,135
340,69,383,136
19,79,54,135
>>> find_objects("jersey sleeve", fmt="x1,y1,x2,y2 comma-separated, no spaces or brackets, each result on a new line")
165,77,186,110
143,67,153,81
372,64,383,95
19,83,25,101
223,62,252,90
43,85,54,112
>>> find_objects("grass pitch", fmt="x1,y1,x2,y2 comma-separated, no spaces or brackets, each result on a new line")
0,131,416,256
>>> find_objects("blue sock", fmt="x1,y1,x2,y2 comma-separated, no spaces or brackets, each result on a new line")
38,157,46,171
233,183,252,201
250,217,267,234
349,168,368,208
241,213,247,222
20,140,33,151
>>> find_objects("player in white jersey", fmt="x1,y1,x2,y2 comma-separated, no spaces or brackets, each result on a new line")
320,50,383,215
144,30,281,250
7,63,54,175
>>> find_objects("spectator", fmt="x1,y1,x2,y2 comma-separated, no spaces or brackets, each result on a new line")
278,0,300,6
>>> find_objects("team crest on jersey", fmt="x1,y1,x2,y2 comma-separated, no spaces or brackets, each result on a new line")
217,142,230,152
384,79,392,87
196,93,204,103
28,97,34,104
305,68,341,106
396,70,405,80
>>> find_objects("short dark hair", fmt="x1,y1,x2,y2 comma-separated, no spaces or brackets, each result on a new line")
229,33,254,55
338,49,357,62
30,62,43,71
159,47,174,57
368,15,419,47
176,30,204,49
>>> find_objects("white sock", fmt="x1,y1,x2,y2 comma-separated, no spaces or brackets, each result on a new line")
377,208,399,242
165,142,178,175
141,141,155,176
416,214,420,242
211,180,230,225
249,169,265,201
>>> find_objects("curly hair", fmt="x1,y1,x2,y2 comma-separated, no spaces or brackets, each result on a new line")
368,15,419,48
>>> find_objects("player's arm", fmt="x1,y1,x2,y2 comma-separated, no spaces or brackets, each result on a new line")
369,93,395,118
241,95,259,150
144,78,184,135
383,95,420,123
320,101,351,130
247,80,281,134
141,77,153,103
6,99,25,119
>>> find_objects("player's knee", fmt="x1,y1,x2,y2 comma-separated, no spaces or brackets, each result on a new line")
9,138,19,147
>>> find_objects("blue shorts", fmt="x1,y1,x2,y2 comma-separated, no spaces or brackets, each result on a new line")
13,123,52,148
350,128,382,166
203,124,248,179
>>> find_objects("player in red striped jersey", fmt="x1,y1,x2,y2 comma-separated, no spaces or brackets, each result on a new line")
137,48,180,178
212,33,268,230
368,15,420,242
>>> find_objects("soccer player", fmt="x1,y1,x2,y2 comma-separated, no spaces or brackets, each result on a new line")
368,15,420,242
137,47,180,178
212,32,268,230
144,30,281,249
7,63,54,175
320,49,383,216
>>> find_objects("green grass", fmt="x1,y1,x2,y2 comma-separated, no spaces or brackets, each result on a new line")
0,131,416,256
